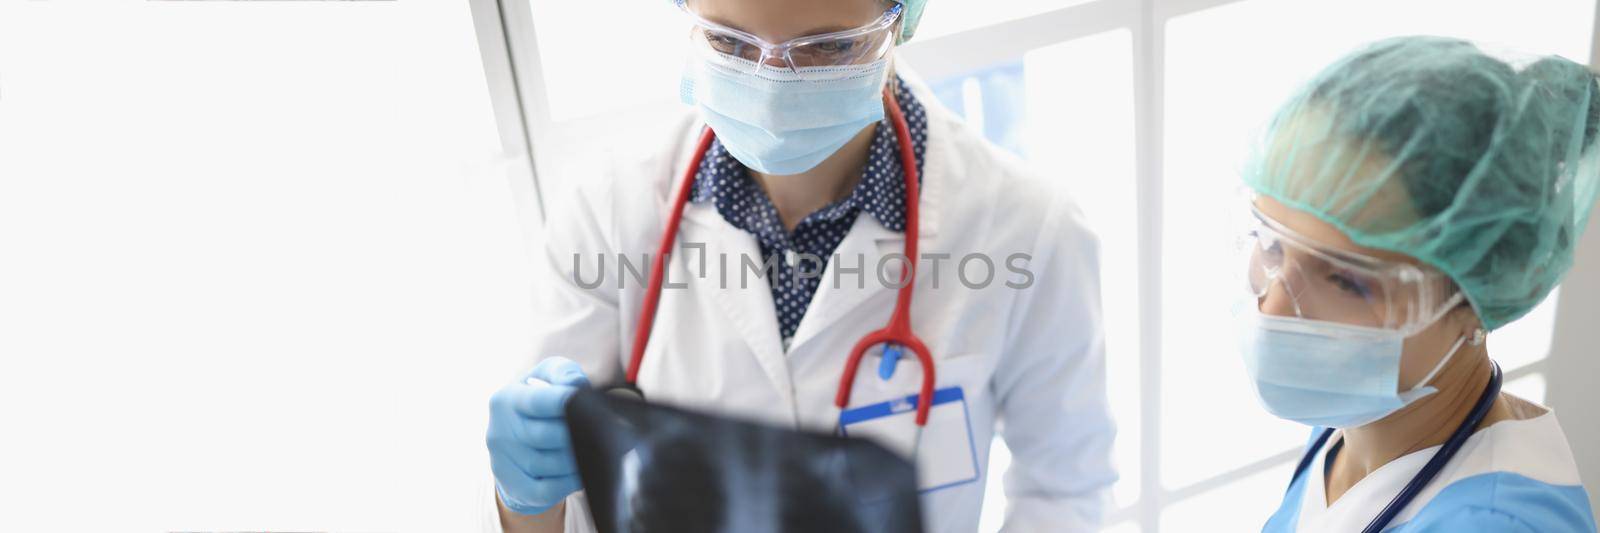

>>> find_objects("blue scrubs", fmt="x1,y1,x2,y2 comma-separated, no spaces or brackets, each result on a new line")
1263,403,1596,532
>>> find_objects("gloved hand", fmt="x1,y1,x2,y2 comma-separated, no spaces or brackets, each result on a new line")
488,357,591,515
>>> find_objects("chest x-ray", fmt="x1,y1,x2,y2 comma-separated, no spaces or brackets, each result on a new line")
564,389,924,533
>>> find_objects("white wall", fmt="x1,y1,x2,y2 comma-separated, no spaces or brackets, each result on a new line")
0,3,533,530
1547,212,1600,515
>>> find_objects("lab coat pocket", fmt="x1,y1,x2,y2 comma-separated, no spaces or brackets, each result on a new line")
848,346,983,404
840,353,986,494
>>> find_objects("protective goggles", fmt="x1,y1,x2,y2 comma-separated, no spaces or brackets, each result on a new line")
676,0,901,76
1240,206,1465,334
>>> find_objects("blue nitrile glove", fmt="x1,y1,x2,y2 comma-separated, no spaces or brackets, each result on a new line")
487,357,591,515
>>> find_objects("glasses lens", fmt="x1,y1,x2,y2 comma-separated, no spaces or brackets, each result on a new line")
695,27,763,62
787,30,893,68
1244,230,1278,298
1245,227,1398,328
1287,250,1392,328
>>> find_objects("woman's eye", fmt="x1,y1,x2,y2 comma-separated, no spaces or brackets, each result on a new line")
813,40,857,54
705,33,742,50
1326,272,1373,298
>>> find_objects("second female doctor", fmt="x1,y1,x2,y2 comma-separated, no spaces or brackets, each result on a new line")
484,0,1116,532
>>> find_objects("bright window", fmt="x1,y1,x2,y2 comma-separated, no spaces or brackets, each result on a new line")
0,2,523,530
527,0,686,123
927,30,1142,530
914,0,1103,40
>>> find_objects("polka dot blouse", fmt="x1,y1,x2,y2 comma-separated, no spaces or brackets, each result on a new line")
689,75,929,346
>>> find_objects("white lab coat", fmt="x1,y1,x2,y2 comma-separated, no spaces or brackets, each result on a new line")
493,69,1116,533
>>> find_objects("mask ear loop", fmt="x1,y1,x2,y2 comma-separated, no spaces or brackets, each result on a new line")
1403,296,1486,394
1411,335,1467,392
1415,291,1467,332
1409,325,1486,393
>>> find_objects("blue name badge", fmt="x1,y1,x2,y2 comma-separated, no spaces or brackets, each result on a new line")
838,386,980,493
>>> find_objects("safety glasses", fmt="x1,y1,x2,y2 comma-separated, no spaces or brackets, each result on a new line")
1240,206,1464,334
676,0,901,78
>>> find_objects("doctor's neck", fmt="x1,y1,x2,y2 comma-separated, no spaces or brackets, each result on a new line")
1337,343,1506,477
753,121,879,232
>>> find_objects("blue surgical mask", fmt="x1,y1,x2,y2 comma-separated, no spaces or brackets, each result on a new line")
681,54,889,176
1233,302,1466,428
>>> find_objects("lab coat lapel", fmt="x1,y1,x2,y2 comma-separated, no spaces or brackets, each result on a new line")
789,146,943,353
679,203,794,397
788,214,897,350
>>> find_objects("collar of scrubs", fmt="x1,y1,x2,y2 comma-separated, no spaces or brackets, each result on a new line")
1295,406,1580,531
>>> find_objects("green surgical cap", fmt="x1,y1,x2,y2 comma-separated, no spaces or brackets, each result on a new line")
894,0,927,44
1244,36,1600,330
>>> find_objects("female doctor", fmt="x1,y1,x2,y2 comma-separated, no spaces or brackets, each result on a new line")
485,0,1116,531
1236,37,1600,532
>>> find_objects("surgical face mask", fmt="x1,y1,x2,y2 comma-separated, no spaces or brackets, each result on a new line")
1234,302,1468,428
680,52,890,176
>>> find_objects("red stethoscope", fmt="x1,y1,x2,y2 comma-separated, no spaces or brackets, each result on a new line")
618,86,939,426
